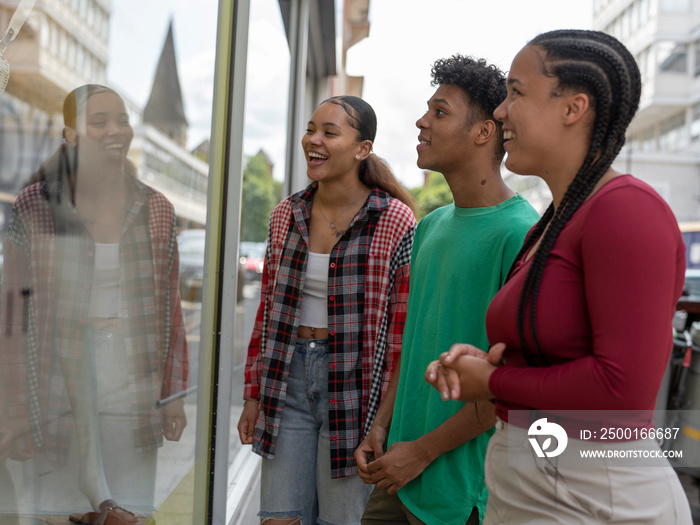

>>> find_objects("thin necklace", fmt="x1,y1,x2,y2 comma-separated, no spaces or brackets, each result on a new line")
316,187,367,238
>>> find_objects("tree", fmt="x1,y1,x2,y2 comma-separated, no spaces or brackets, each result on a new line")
410,171,453,220
241,151,282,242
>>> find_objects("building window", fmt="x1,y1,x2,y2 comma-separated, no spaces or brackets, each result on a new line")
50,21,58,57
640,0,650,23
637,46,653,84
659,0,691,12
694,41,700,77
637,127,656,152
650,0,659,17
658,42,688,73
691,104,700,142
621,7,631,40
630,1,639,33
59,29,67,63
76,44,84,71
40,17,49,48
659,113,687,151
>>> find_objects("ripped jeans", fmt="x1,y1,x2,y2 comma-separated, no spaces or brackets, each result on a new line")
259,339,372,525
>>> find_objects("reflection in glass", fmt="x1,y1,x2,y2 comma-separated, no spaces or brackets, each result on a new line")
0,0,216,522
1,84,189,523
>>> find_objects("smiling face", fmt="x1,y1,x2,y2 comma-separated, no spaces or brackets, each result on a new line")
72,91,134,165
493,45,568,176
415,84,477,175
301,101,369,184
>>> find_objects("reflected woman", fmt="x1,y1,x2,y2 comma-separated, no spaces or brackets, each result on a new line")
0,85,189,524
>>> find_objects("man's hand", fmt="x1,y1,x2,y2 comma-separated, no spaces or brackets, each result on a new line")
365,440,432,494
237,399,259,445
355,425,388,483
162,398,187,441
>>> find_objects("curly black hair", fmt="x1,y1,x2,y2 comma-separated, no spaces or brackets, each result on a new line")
430,54,507,162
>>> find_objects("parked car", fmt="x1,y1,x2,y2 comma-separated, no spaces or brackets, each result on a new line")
178,229,206,302
239,241,265,281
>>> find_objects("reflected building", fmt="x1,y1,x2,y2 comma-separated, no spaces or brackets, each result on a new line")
0,0,109,230
0,1,207,235
132,20,207,229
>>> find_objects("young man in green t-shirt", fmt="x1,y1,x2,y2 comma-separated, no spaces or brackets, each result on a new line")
356,55,540,525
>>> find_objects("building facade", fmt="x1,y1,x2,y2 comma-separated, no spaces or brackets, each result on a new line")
594,0,700,222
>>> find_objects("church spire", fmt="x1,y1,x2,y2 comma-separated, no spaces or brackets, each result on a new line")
143,19,188,147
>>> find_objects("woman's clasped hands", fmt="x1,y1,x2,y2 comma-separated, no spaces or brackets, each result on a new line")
424,342,507,403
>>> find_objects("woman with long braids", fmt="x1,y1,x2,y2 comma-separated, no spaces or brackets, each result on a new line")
237,95,416,525
425,30,693,523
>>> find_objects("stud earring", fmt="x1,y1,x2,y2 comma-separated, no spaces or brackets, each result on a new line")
355,154,361,159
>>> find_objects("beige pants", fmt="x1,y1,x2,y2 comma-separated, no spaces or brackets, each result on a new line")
483,423,693,524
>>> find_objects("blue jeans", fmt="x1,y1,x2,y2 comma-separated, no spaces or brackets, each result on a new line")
259,339,372,525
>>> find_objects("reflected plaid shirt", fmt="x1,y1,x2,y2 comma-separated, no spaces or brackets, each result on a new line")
244,184,415,478
1,175,188,461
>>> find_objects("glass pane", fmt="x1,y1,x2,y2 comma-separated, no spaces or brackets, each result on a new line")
228,0,289,490
0,0,218,523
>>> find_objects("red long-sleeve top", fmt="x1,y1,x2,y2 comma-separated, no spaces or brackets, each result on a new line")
488,176,685,425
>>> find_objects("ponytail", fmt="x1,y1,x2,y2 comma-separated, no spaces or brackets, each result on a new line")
361,154,418,217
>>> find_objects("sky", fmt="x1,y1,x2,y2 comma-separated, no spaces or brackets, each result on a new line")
348,0,594,188
106,0,594,189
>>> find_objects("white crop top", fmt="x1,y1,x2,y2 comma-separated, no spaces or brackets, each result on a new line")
299,252,330,329
89,243,121,318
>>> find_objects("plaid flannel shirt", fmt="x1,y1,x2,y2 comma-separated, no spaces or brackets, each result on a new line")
244,184,415,478
0,171,188,462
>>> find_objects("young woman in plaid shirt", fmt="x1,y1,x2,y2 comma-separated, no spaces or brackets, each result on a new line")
237,96,417,525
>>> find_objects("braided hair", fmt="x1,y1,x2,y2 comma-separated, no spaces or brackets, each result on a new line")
508,30,641,367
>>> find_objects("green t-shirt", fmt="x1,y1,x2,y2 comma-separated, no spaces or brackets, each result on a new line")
388,194,539,525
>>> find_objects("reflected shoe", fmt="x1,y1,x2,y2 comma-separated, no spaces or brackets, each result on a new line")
69,499,140,525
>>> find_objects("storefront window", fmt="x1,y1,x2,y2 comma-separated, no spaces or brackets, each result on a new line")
0,0,222,523
0,0,335,519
